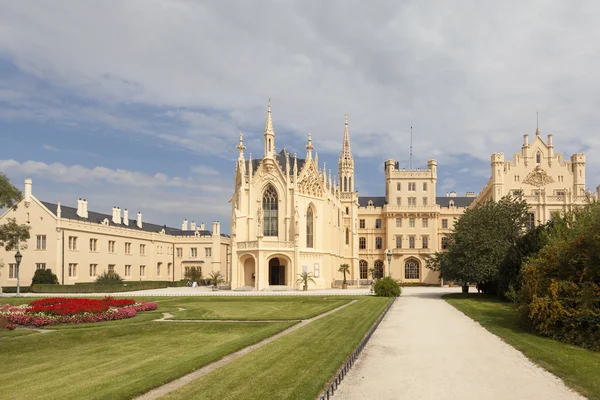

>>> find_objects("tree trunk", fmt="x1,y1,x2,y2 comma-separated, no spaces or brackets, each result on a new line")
462,284,469,294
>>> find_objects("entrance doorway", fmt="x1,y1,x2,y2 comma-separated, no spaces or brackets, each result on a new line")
268,258,286,285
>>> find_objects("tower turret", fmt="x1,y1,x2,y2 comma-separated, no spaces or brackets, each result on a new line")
338,113,355,193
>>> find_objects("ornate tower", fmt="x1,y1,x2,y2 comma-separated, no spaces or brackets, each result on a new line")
264,99,275,159
338,113,355,193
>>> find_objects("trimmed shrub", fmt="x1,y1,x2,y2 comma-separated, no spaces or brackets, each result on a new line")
31,269,59,285
374,277,402,297
1,286,32,293
96,271,124,283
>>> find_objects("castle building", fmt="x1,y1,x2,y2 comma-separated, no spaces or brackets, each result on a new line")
0,181,230,288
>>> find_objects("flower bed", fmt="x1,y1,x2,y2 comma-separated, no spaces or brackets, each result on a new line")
0,297,157,329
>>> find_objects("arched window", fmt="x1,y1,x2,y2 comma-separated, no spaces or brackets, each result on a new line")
157,262,162,277
374,260,384,279
167,262,172,276
359,260,368,279
536,152,541,164
397,183,401,191
263,185,278,236
349,178,352,191
345,228,349,245
306,207,314,248
359,237,366,249
405,259,420,280
344,176,348,192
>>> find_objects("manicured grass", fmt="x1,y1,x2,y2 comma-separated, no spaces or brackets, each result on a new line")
167,296,351,320
445,294,600,400
0,297,301,400
162,297,392,400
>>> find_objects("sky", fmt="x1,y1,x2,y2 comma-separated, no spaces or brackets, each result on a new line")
1,1,599,233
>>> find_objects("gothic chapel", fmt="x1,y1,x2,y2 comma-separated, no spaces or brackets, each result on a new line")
230,101,359,290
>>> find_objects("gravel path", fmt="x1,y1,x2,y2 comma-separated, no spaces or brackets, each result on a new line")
334,287,584,400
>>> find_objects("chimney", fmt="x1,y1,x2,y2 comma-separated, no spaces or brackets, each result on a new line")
77,198,84,218
112,206,121,224
449,191,457,197
123,209,129,226
24,178,32,203
523,134,529,146
190,221,197,230
212,221,218,236
137,212,142,228
200,222,205,230
57,202,62,218
82,199,88,219
445,192,449,197
182,219,188,231
466,191,475,197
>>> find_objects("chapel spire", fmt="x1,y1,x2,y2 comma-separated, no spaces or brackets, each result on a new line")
264,99,275,158
338,113,355,193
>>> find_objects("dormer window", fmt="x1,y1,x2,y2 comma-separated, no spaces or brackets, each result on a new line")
449,200,455,207
536,152,541,164
368,200,374,207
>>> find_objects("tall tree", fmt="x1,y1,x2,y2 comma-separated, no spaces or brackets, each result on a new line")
0,173,31,256
427,195,529,287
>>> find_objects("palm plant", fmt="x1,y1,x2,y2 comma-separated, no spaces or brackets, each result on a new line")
96,270,123,284
338,263,350,285
208,271,225,288
296,271,316,291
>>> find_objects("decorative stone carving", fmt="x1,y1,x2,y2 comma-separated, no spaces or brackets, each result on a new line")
294,203,300,237
257,204,262,230
523,165,555,187
297,162,324,197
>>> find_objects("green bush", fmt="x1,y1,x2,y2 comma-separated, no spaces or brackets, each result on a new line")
517,203,600,351
95,271,124,283
374,277,402,297
31,269,59,285
32,281,168,293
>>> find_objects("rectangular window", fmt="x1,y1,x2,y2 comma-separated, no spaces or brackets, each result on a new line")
395,236,402,249
125,242,131,254
176,247,183,257
345,229,349,245
408,182,416,191
359,219,365,229
409,236,415,249
68,236,78,250
375,219,382,229
68,263,77,277
375,237,383,249
205,247,212,257
442,219,448,229
89,238,97,252
125,265,131,277
36,235,46,250
9,263,17,279
140,265,146,277
527,213,535,230
422,218,428,228
36,263,46,270
408,197,416,206
396,218,402,228
423,182,427,191
359,237,366,249
396,197,401,206
441,237,449,250
108,264,115,273
190,248,197,258
140,244,146,256
422,236,429,249
396,183,401,191
423,197,428,206
89,264,97,277
108,241,115,253
409,218,415,228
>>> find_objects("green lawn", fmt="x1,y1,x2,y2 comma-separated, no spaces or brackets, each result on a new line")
161,296,392,400
445,294,600,400
0,297,299,399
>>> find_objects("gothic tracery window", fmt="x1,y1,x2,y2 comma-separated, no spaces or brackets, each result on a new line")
405,259,420,280
306,207,314,248
263,185,278,236
359,260,368,279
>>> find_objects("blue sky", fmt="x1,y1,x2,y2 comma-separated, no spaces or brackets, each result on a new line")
1,1,599,233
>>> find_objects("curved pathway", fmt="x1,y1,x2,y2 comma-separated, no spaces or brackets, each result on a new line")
335,287,584,400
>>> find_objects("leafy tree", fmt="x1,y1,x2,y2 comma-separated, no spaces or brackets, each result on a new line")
96,271,124,283
296,271,316,290
427,195,529,288
0,174,31,276
338,263,350,284
184,267,202,282
31,269,59,285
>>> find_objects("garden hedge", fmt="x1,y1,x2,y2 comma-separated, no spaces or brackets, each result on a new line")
32,281,168,293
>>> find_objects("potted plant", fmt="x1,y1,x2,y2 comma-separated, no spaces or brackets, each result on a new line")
296,271,315,291
338,263,350,289
208,271,225,291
